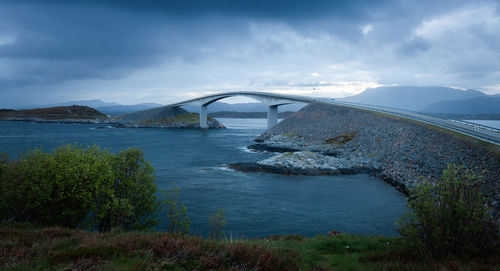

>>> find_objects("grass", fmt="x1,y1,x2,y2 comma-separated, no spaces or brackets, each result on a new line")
325,133,356,145
140,113,218,126
255,234,499,271
1,224,498,270
0,224,298,270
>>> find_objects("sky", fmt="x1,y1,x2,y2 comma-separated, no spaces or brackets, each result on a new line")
0,0,499,107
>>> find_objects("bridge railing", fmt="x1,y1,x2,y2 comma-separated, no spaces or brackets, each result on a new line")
328,100,500,145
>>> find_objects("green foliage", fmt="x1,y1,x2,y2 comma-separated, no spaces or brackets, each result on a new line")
161,182,190,234
208,207,227,240
95,148,160,232
398,164,499,259
0,144,160,232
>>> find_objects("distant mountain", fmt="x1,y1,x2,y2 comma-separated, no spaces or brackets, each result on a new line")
181,102,307,113
16,99,120,110
422,96,500,114
97,103,163,116
342,86,486,111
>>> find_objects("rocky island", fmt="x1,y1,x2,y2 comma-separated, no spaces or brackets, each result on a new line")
0,105,225,129
114,105,224,128
237,102,500,208
0,105,109,123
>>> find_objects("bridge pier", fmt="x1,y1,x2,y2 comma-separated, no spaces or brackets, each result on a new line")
200,104,208,128
267,105,278,129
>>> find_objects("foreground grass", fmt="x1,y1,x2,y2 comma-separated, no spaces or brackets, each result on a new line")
254,234,499,271
1,224,498,271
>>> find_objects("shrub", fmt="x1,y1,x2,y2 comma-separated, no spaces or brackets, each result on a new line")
162,182,190,233
209,208,227,240
398,164,499,259
95,148,160,232
0,144,161,232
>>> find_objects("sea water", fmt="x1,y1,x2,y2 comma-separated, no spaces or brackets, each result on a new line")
0,119,407,237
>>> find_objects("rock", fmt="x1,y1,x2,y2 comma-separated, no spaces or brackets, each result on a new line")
248,151,375,175
250,102,499,206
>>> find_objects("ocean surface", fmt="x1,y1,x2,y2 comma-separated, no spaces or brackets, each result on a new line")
0,118,407,237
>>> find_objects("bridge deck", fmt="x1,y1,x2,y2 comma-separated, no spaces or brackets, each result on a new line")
167,91,500,145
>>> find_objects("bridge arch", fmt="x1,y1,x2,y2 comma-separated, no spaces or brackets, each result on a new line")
169,91,316,128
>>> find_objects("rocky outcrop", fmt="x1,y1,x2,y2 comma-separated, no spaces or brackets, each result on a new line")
254,151,375,175
248,102,500,208
113,116,224,129
115,106,225,129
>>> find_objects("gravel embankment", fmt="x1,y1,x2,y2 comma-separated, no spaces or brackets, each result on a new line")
252,102,500,207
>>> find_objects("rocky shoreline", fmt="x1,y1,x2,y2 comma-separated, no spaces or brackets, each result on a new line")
230,151,376,176
0,117,225,129
233,103,500,208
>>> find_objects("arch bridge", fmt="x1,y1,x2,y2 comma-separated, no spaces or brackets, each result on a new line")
170,91,317,128
169,91,500,145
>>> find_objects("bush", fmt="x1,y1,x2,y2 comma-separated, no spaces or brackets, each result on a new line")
398,164,499,259
162,182,190,233
0,144,161,232
209,208,227,240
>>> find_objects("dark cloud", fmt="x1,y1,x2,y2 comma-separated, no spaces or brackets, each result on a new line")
0,0,499,107
5,0,391,20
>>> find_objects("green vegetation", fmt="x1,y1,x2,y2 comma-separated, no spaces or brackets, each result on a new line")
0,105,108,120
325,133,356,144
208,208,227,240
162,182,190,233
1,225,498,271
0,144,160,232
398,164,499,260
0,224,299,270
140,113,217,125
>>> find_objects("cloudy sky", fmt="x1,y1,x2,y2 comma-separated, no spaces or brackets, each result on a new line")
0,0,499,107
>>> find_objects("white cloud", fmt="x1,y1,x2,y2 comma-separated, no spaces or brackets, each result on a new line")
414,4,500,41
361,24,373,35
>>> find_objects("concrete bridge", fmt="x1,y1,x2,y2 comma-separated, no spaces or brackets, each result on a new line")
170,91,317,129
169,91,500,145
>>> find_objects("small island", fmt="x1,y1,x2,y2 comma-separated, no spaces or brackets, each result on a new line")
0,105,109,123
0,105,225,129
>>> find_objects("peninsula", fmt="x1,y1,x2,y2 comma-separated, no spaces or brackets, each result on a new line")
236,102,500,209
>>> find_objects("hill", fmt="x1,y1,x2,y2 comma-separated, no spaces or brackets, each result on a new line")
117,106,189,122
97,103,164,116
116,106,224,128
343,86,486,111
0,105,108,121
422,96,500,114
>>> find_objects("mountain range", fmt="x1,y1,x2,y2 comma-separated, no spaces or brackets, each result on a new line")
13,86,499,117
342,86,500,114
